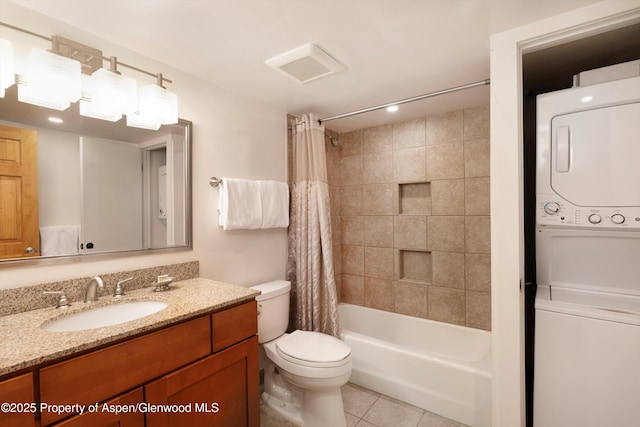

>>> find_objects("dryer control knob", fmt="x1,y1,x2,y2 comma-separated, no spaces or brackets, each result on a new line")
588,214,602,224
543,202,561,215
611,214,625,224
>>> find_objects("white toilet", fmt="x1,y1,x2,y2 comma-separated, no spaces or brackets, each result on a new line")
251,280,352,427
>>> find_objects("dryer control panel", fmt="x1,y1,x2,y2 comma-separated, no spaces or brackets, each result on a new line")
537,196,640,230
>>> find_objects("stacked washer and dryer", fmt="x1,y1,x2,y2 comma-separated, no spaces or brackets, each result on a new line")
534,61,640,426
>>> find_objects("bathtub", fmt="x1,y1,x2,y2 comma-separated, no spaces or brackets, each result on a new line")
338,303,492,427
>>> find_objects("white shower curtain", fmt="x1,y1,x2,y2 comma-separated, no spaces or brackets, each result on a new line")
286,113,339,337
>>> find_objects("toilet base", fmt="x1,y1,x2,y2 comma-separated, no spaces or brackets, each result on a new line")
262,358,347,427
262,388,347,427
262,391,304,425
300,387,347,427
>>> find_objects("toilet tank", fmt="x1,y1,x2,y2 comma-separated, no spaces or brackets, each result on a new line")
250,280,291,343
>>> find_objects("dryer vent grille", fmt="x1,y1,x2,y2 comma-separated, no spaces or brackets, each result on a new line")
266,44,345,84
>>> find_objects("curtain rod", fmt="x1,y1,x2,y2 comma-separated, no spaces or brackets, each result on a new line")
319,78,490,124
0,21,172,84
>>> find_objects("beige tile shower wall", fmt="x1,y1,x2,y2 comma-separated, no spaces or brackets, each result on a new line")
333,105,491,330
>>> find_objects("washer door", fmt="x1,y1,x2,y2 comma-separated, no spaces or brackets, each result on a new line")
550,102,640,207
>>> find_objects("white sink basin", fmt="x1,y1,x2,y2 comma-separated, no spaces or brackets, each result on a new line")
42,301,168,332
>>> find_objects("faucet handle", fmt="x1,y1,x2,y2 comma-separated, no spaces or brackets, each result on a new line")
43,291,70,309
114,277,134,298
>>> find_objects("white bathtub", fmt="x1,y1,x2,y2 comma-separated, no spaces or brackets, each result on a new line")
339,303,492,427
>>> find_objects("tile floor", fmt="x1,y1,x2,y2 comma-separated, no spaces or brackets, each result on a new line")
260,382,470,427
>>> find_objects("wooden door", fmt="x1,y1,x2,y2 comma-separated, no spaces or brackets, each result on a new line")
0,125,39,259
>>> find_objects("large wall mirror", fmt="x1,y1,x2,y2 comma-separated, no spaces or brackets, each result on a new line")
0,84,192,266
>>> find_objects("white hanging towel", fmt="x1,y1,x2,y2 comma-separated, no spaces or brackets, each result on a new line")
258,180,290,229
218,178,262,230
40,225,80,256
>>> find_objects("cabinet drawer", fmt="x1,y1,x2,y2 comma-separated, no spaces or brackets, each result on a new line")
40,316,211,426
0,373,36,427
52,387,144,427
212,301,257,352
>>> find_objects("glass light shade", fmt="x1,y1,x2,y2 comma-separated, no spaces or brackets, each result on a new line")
80,68,137,122
18,48,81,110
126,111,161,130
0,39,15,98
138,84,178,125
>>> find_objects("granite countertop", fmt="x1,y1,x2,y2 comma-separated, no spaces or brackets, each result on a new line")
0,278,260,377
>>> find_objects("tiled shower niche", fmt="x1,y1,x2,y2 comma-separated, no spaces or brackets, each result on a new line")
397,183,432,284
326,105,491,330
399,182,431,215
398,250,431,283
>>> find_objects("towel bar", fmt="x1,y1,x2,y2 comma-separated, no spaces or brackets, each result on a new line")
209,177,222,187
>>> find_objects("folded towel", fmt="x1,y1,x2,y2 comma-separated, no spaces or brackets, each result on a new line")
258,180,289,229
40,225,80,256
218,178,262,230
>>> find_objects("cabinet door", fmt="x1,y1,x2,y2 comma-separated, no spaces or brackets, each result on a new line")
145,336,259,427
52,388,144,427
0,373,36,427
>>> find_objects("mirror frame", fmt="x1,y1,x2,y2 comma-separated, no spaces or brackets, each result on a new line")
0,118,193,268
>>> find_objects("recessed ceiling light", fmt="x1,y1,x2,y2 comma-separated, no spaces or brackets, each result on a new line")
386,105,399,112
48,117,64,124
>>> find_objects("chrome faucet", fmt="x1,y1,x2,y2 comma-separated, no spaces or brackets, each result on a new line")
84,276,105,302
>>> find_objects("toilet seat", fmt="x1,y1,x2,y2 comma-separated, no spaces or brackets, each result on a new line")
276,330,351,368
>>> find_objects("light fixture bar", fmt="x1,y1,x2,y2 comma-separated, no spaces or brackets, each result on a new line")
51,35,102,75
0,21,49,41
0,21,173,84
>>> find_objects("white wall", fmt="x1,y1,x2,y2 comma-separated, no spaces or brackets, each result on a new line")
490,1,640,426
36,129,82,227
0,3,288,288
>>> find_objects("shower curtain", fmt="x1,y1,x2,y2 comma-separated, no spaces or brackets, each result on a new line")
286,113,340,337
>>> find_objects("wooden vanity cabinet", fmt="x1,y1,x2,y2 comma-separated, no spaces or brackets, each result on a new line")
0,372,36,427
40,316,211,426
36,300,259,427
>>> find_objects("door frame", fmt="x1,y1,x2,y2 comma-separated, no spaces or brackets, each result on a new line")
489,2,640,426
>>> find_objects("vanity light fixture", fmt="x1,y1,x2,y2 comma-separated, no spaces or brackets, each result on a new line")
0,38,15,97
80,56,137,122
18,47,82,110
0,21,179,126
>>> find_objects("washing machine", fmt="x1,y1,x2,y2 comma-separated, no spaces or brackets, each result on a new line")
534,61,640,427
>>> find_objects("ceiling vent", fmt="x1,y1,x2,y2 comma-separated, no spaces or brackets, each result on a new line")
266,44,345,84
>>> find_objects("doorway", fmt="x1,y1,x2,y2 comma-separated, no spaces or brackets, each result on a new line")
521,23,640,427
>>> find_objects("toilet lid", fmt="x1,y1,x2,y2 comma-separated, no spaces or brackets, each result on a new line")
276,330,351,368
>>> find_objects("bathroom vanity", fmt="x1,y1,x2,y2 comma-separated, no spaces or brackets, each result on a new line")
0,278,260,427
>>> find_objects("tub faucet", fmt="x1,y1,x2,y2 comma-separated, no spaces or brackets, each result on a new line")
84,276,105,302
